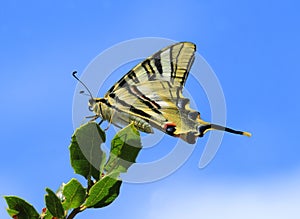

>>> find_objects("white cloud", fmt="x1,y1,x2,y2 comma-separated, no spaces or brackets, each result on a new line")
145,172,300,219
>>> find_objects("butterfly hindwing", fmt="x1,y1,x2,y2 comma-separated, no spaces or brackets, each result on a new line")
106,80,201,143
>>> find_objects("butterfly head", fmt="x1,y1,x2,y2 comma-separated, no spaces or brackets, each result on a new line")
73,71,112,121
88,97,112,121
88,98,96,111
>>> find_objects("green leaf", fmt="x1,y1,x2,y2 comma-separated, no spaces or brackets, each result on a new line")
105,123,142,174
45,188,65,219
4,196,39,219
83,173,122,208
92,180,122,208
62,178,86,210
69,122,106,180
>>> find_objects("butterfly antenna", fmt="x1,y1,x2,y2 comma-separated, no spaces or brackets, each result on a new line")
72,71,94,99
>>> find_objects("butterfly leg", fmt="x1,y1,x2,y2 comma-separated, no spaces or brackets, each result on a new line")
103,120,123,131
103,109,117,131
85,115,99,121
98,119,122,130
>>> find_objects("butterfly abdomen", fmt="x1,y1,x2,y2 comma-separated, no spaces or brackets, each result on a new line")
129,114,153,133
109,109,153,134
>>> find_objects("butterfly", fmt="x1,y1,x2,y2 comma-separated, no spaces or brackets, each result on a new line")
73,42,251,144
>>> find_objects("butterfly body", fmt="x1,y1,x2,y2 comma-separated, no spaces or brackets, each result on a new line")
76,41,251,144
89,97,154,134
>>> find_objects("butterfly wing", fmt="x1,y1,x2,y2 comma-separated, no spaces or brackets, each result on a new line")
107,80,202,144
102,42,203,143
105,42,196,95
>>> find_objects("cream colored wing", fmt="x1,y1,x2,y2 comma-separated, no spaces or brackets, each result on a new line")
105,42,196,96
106,80,203,144
103,42,199,143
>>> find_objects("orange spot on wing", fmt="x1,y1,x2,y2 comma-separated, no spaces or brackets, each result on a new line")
163,122,176,129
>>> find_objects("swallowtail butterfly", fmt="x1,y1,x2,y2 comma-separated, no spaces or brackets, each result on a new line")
73,42,251,144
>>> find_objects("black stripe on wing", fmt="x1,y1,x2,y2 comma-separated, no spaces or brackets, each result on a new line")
142,59,156,80
154,52,163,75
128,85,162,114
108,69,138,93
107,95,152,121
170,42,184,84
109,84,163,116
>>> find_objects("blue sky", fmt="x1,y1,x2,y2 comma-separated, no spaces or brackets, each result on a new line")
1,0,300,218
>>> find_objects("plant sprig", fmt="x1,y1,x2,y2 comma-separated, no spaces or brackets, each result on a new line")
4,122,142,219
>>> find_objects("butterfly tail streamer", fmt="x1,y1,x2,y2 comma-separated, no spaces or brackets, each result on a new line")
198,123,252,138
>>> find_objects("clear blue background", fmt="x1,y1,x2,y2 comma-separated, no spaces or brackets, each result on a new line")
1,0,300,218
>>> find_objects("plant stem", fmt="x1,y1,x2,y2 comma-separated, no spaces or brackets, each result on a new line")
66,207,81,219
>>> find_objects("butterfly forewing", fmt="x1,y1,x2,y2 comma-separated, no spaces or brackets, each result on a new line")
105,42,196,96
